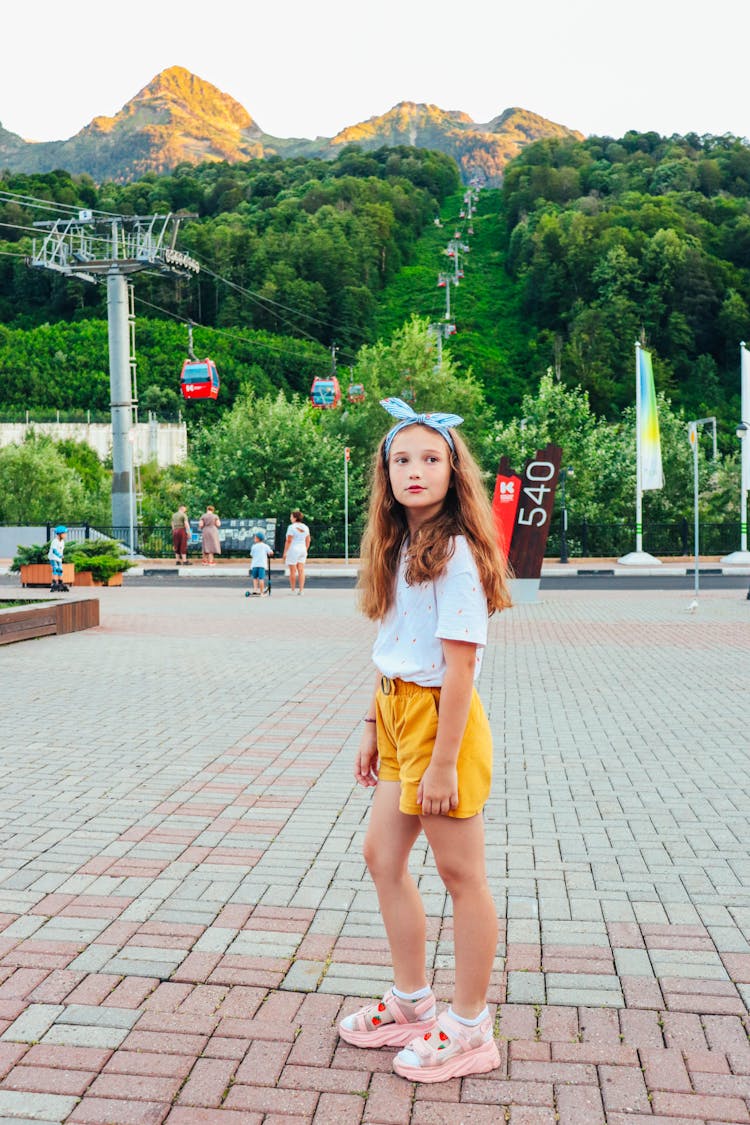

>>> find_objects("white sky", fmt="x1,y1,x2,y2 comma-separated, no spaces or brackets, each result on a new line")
1,0,747,144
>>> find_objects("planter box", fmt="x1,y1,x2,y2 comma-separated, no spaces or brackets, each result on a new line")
0,598,100,645
20,563,75,588
74,570,124,588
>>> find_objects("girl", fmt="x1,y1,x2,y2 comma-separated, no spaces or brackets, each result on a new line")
283,509,311,594
338,398,511,1083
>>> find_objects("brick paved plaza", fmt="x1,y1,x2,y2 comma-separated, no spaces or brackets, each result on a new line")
0,584,749,1124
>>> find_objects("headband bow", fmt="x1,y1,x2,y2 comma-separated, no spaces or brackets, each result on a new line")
381,397,464,459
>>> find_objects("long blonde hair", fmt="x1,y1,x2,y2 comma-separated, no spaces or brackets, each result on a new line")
358,425,511,620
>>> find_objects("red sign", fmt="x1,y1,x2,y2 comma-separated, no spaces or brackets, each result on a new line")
492,473,521,558
344,447,350,462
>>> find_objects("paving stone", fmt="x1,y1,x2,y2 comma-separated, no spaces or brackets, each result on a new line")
507,972,545,1003
56,1004,141,1029
42,1024,130,1049
0,1090,79,1119
1,1004,65,1043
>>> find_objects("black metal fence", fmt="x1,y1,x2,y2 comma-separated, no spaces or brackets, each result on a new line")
547,518,741,560
61,518,366,559
41,518,742,560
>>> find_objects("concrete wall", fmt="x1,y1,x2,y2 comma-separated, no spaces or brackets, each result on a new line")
0,526,48,558
0,420,188,468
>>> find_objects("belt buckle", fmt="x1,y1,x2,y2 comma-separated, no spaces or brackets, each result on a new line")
380,675,392,695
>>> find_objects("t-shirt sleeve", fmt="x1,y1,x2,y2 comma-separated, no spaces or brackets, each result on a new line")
433,538,488,647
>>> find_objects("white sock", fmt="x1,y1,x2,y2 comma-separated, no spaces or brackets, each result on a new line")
448,1006,489,1027
393,984,431,1001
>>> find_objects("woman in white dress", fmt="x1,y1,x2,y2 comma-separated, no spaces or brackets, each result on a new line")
283,509,311,594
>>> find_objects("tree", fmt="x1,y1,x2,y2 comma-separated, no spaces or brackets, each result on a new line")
0,437,101,524
186,391,364,525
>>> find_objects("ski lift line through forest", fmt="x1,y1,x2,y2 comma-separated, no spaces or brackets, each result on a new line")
197,263,334,347
2,184,477,369
2,187,380,361
0,186,360,351
133,292,336,369
195,260,364,356
0,207,360,366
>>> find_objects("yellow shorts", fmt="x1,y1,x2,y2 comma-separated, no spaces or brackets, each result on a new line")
375,675,493,818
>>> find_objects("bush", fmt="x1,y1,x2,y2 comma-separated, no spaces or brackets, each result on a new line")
65,538,134,582
9,543,50,571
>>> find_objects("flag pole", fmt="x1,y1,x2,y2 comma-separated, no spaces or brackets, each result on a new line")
635,340,643,554
721,341,750,563
618,340,661,565
741,341,748,554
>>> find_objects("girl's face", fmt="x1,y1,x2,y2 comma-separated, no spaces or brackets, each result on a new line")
387,425,452,530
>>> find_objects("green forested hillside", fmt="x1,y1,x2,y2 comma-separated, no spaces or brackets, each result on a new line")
501,131,750,427
374,188,535,415
3,131,750,440
0,146,459,355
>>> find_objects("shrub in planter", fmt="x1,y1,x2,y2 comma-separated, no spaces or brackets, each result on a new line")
66,540,135,586
9,543,52,571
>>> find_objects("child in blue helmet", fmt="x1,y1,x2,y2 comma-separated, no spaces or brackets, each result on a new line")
48,526,69,592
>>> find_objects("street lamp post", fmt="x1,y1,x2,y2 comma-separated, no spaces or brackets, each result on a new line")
127,429,137,553
737,421,749,553
737,421,750,596
344,446,350,565
559,466,574,564
687,417,717,600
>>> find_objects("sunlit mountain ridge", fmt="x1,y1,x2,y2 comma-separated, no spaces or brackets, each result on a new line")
0,66,582,184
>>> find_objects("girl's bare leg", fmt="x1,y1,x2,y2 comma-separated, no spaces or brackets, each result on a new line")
420,813,497,1018
363,781,426,992
288,563,297,591
298,562,306,592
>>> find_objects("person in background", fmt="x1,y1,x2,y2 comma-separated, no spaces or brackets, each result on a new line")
249,531,274,595
283,509,311,594
198,505,222,566
171,504,191,565
48,525,68,592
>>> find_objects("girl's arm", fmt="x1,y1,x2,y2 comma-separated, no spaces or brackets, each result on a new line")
354,671,381,788
283,535,292,558
417,639,477,816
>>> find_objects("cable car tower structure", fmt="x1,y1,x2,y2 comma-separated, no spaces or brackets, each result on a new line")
29,211,199,537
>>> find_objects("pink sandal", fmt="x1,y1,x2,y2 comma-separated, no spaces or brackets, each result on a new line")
393,1009,500,1082
338,988,437,1048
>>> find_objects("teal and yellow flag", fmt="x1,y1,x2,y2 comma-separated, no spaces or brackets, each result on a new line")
638,348,664,491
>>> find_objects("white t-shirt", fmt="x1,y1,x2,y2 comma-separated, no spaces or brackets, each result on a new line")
286,522,309,546
250,541,272,567
372,536,488,687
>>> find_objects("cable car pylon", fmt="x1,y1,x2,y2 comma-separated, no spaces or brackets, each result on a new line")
29,211,199,542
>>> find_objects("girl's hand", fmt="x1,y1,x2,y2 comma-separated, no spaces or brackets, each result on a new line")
354,727,379,788
417,762,459,816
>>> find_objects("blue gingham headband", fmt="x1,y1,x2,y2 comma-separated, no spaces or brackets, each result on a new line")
381,398,464,459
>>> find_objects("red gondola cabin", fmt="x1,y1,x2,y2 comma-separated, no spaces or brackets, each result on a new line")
310,376,341,408
180,358,220,401
347,382,365,403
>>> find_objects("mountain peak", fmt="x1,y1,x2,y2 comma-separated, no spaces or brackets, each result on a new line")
0,70,583,184
117,65,262,135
